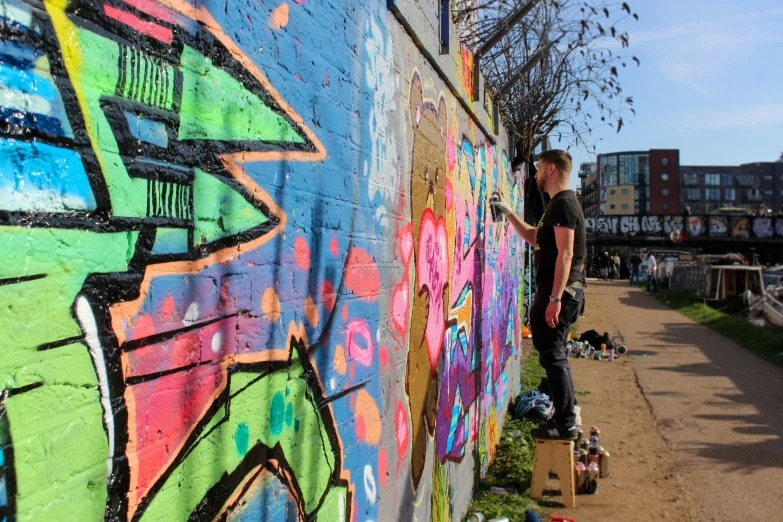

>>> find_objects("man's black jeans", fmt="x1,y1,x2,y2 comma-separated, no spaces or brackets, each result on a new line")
530,285,584,427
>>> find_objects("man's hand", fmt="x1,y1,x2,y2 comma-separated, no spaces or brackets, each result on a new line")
545,301,561,328
490,192,512,216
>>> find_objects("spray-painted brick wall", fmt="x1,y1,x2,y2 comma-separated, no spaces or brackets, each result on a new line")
0,0,524,520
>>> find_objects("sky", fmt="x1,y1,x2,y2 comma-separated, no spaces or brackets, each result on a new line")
554,0,783,190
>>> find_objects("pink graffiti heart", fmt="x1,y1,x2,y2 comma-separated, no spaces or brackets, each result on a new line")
399,221,413,268
417,208,448,369
391,278,409,335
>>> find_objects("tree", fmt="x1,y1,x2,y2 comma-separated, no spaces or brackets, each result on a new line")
453,0,640,163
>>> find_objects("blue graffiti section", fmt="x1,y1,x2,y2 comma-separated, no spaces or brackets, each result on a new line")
0,138,95,211
0,36,74,138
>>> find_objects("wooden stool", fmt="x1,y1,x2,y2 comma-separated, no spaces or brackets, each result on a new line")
530,439,576,508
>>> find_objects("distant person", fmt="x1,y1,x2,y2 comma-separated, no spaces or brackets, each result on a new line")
490,149,585,440
630,253,643,285
613,252,622,279
646,249,658,295
600,252,609,280
608,252,617,280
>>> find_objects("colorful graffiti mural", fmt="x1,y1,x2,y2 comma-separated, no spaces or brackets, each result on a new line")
0,1,523,521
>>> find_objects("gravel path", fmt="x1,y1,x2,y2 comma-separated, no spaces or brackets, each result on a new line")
551,279,783,521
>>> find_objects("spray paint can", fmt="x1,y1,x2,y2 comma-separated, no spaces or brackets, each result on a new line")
579,448,588,465
608,348,615,361
466,514,486,522
589,436,599,457
575,428,584,445
489,195,503,222
601,343,607,354
565,341,573,358
587,462,600,493
575,462,587,493
579,438,589,452
590,426,601,439
599,450,611,478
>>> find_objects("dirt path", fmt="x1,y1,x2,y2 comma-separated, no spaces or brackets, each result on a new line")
584,280,783,521
531,280,692,521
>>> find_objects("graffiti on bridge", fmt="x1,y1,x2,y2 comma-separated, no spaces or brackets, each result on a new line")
587,215,783,239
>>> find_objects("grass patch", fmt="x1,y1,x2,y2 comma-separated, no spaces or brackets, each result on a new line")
657,288,783,367
465,348,548,521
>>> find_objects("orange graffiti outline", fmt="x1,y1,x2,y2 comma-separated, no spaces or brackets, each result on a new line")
110,0,327,338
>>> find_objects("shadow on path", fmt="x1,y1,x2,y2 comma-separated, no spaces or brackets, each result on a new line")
598,282,783,472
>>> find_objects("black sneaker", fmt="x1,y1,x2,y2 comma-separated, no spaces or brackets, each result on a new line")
531,423,578,441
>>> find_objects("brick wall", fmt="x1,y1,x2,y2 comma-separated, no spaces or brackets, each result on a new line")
0,1,524,521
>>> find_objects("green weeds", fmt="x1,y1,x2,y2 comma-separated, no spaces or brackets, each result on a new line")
465,347,548,521
657,289,783,368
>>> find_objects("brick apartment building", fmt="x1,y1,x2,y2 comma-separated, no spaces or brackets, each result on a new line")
579,149,783,215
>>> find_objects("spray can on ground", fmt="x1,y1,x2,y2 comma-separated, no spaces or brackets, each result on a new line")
587,462,600,493
599,450,611,478
601,343,607,355
590,425,601,441
575,462,587,493
575,428,584,445
589,435,599,454
579,438,589,452
608,348,615,361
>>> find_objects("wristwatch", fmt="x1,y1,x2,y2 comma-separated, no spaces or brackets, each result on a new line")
549,295,561,303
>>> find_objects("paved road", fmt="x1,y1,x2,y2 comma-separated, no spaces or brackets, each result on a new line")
590,280,783,521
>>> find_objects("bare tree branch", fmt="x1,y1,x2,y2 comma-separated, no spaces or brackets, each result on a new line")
453,0,640,161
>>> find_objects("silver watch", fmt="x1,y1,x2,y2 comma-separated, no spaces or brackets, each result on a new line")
549,295,561,303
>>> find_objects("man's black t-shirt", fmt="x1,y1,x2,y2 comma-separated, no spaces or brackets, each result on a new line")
534,190,587,287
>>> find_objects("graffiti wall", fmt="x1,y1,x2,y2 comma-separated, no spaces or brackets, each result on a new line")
587,215,783,240
0,1,523,521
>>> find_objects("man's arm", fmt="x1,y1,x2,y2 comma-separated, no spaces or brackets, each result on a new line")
506,211,537,245
545,226,575,328
552,226,575,301
490,192,537,245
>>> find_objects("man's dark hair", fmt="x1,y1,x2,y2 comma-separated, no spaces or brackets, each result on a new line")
538,149,573,174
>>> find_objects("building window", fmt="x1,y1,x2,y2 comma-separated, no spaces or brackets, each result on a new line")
686,188,701,201
662,203,669,210
621,188,629,195
725,188,735,201
764,190,773,195
662,189,669,196
738,174,754,186
721,174,732,185
746,189,762,201
609,189,616,195
706,188,720,200
764,175,773,181
705,174,721,185
621,203,629,209
661,173,669,181
683,173,698,186
610,204,616,209
662,158,669,165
